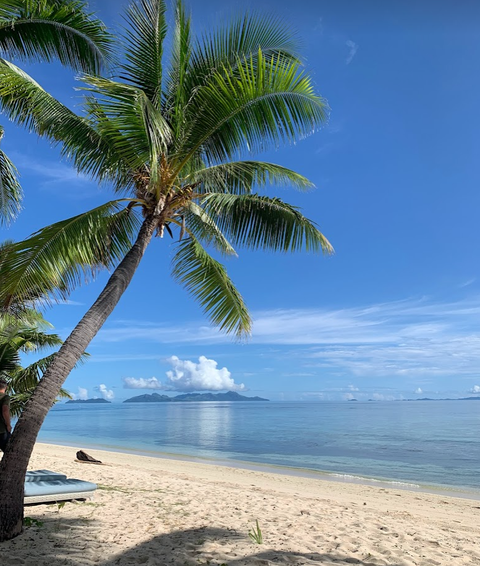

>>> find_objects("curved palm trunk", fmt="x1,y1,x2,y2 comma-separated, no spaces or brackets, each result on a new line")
0,214,158,541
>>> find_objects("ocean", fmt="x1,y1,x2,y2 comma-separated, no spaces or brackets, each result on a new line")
38,400,480,495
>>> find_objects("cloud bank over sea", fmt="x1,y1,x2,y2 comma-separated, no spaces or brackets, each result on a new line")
123,356,245,392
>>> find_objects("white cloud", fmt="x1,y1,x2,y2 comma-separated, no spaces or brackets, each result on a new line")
313,17,324,34
348,384,359,391
415,388,423,394
300,392,325,401
346,40,358,64
165,356,245,392
7,152,99,200
470,385,480,393
123,377,163,389
72,387,88,401
459,278,475,288
98,295,480,381
96,384,114,401
9,152,91,186
315,142,336,155
372,392,399,401
123,356,245,392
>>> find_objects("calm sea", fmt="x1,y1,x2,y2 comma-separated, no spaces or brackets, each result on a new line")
38,401,480,494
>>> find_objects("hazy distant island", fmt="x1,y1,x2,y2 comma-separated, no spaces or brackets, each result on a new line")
124,391,269,403
365,396,480,402
66,398,111,404
413,396,480,401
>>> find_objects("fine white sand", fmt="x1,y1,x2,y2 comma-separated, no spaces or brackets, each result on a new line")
3,443,480,565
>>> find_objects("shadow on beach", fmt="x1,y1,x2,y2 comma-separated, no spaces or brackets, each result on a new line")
7,517,406,566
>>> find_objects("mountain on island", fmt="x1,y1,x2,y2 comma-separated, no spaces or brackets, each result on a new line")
123,391,269,403
66,398,111,404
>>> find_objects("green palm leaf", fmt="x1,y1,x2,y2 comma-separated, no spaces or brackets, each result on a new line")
190,160,314,195
8,354,74,418
121,0,167,107
0,306,82,417
82,75,172,184
172,237,251,337
0,200,141,309
181,201,237,256
165,0,191,139
200,193,333,254
0,58,132,190
0,0,113,74
175,48,328,168
187,12,301,94
0,127,22,225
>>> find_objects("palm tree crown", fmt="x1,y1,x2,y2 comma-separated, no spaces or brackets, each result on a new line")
0,0,332,336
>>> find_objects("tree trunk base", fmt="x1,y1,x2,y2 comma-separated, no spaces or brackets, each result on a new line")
0,482,24,541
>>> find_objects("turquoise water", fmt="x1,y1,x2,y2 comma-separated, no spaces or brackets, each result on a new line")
39,400,480,493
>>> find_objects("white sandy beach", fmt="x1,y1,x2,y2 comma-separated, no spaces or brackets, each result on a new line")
3,443,480,565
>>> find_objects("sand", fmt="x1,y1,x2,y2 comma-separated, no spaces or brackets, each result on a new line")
2,443,479,565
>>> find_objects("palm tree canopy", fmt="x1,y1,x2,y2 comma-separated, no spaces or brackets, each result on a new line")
0,0,112,226
0,0,333,337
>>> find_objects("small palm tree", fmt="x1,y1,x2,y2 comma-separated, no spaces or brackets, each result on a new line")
0,307,71,417
0,0,112,225
0,0,332,540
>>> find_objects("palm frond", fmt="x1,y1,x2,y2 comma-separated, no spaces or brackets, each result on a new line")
0,0,113,73
175,48,329,167
0,128,22,225
181,200,236,256
190,160,314,195
0,317,61,377
0,302,52,328
200,193,333,254
172,237,250,337
0,337,20,375
165,0,192,140
0,58,132,190
188,11,301,93
0,200,141,309
121,0,167,107
8,353,74,417
82,75,172,184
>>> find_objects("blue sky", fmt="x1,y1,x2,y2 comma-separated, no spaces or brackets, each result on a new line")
2,0,480,401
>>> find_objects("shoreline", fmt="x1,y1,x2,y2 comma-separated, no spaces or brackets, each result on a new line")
4,442,479,565
37,438,480,502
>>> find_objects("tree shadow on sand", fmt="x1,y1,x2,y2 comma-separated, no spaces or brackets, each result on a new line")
7,516,406,566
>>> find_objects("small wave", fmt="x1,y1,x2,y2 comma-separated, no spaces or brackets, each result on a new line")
329,473,421,488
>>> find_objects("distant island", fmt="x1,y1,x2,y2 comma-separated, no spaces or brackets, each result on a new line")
123,391,269,403
364,397,480,402
66,398,111,404
413,396,480,401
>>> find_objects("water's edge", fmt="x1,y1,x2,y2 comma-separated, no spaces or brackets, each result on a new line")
38,439,480,502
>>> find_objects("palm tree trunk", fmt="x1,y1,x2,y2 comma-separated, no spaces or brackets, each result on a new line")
0,213,158,541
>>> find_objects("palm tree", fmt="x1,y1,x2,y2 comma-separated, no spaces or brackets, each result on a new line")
0,0,112,225
0,307,72,417
0,0,332,540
